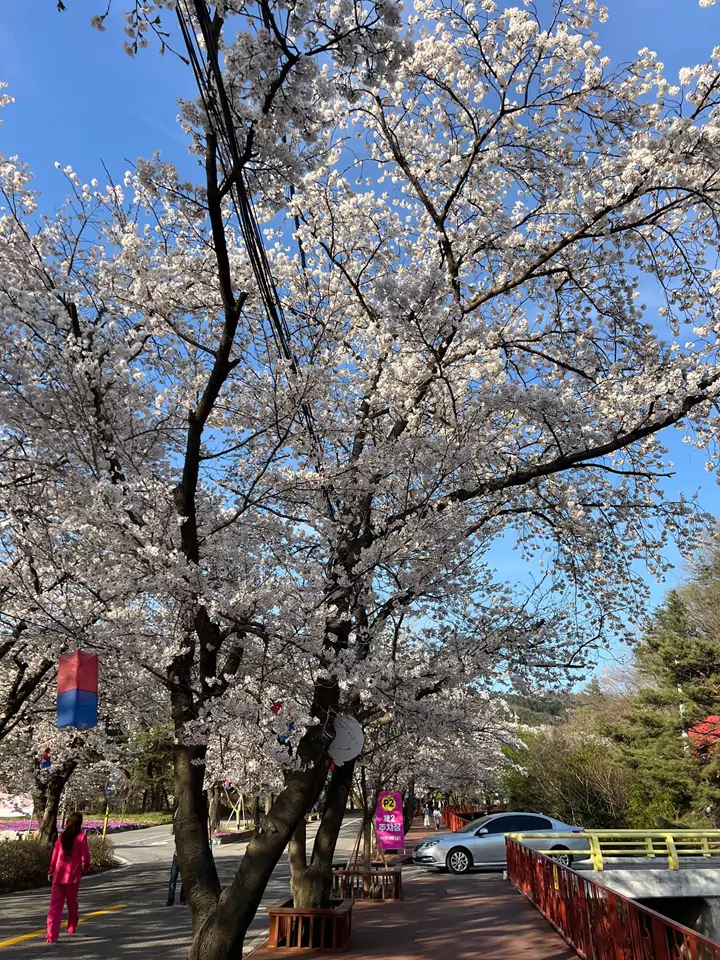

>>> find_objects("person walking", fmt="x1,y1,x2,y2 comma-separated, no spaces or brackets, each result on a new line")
46,812,91,943
166,807,186,906
433,807,442,830
423,803,432,828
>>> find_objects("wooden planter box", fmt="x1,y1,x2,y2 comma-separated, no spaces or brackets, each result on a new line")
267,899,353,951
331,867,403,901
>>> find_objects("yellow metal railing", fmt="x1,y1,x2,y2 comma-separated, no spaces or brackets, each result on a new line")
507,829,720,871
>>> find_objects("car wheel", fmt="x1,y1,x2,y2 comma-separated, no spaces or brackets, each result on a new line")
550,846,572,867
447,847,472,874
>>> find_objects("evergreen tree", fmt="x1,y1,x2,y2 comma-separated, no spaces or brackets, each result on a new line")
610,591,720,827
129,726,174,813
504,552,720,829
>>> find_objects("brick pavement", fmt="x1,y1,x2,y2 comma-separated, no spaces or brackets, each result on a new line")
253,869,576,960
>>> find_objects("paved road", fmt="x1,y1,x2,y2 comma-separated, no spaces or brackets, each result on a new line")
0,816,362,957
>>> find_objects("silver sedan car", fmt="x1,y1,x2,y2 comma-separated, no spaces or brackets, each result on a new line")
412,811,585,874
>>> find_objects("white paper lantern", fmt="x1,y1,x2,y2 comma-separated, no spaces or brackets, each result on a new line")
328,715,364,765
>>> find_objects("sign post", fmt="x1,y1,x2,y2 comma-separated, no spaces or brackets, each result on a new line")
374,791,404,854
103,769,130,839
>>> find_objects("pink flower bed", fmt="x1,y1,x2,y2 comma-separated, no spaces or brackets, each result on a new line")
0,819,137,833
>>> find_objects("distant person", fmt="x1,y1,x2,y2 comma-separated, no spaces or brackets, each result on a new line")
46,812,91,943
433,807,442,830
423,803,432,828
166,807,186,906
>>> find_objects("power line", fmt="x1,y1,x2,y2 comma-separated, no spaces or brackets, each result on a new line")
175,1,335,519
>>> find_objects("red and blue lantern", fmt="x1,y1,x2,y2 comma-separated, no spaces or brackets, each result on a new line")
57,650,98,730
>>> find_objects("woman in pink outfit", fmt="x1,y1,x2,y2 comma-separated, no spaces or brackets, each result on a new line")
46,812,91,943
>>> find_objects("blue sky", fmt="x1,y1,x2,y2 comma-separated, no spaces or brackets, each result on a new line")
1,0,718,662
2,2,719,205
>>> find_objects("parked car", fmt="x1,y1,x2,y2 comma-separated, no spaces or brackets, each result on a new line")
412,811,585,874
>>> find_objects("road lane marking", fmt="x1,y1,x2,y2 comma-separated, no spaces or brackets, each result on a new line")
117,834,170,845
0,903,127,949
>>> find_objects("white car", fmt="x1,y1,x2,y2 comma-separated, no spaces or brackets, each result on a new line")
412,811,586,874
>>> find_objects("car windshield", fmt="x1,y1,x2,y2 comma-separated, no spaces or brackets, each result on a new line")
457,815,493,834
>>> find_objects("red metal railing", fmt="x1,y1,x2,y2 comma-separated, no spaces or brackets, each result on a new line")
441,804,476,826
442,805,504,831
447,811,471,832
505,837,720,959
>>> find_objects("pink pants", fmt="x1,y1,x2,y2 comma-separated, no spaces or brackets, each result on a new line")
46,882,80,942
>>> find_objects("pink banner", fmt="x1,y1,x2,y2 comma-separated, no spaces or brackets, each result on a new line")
375,791,404,851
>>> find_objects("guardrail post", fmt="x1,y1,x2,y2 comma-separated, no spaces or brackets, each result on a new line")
575,875,592,956
665,834,679,870
589,834,604,871
651,914,671,959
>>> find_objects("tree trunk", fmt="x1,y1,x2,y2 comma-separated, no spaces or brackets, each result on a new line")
357,765,374,871
209,784,221,835
173,739,221,931
288,818,308,904
290,759,356,909
40,795,58,840
403,778,415,835
353,772,376,898
362,817,373,871
185,724,331,960
32,785,47,837
35,760,77,847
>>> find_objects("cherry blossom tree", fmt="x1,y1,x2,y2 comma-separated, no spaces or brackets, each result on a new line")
6,0,720,955
348,683,511,864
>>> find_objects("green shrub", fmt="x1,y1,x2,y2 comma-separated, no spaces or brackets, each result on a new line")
0,839,51,894
88,836,116,870
0,836,116,893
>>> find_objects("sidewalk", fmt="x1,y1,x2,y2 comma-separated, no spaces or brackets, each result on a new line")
402,819,430,848
253,869,576,959
382,819,428,866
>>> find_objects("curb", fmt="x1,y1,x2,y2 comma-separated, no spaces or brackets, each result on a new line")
244,934,269,957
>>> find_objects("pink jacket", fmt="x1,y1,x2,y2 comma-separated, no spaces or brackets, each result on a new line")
49,831,91,885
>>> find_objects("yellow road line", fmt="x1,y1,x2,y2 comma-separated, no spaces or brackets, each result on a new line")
0,903,126,949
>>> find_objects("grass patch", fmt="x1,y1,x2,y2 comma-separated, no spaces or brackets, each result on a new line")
0,836,116,895
82,811,173,827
